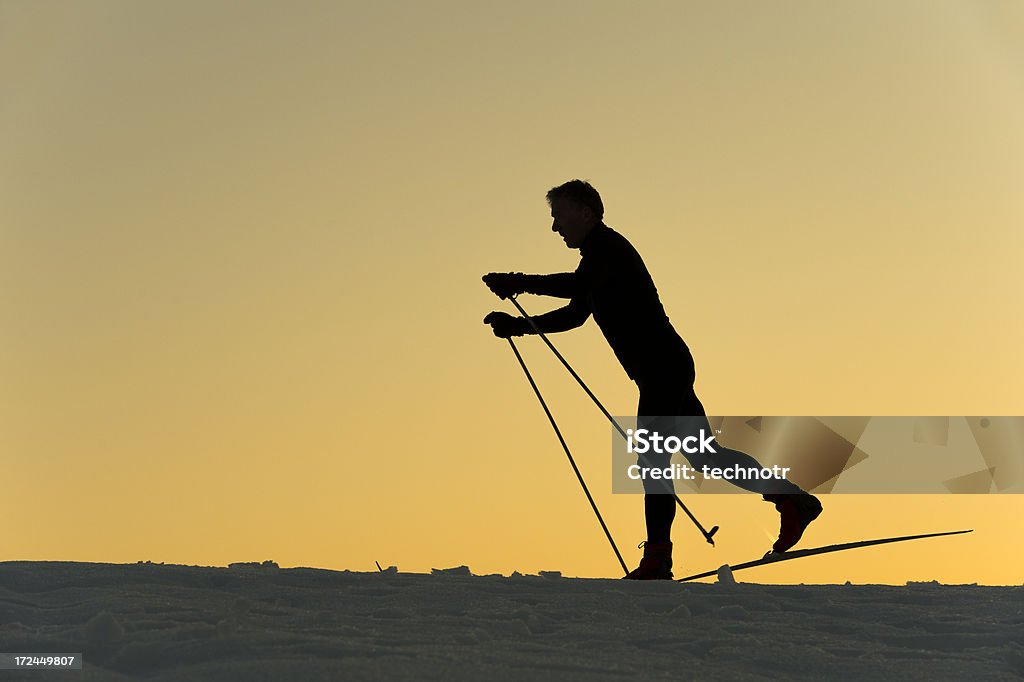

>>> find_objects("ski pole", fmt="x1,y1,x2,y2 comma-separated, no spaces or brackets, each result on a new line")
505,337,629,576
507,295,720,546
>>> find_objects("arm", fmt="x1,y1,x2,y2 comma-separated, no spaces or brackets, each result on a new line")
527,240,613,301
520,273,579,299
483,298,590,338
483,272,579,299
483,251,599,335
525,298,591,333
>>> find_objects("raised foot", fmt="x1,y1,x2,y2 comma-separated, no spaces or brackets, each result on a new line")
764,493,823,554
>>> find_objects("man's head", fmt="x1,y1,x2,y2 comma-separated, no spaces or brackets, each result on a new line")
546,179,603,249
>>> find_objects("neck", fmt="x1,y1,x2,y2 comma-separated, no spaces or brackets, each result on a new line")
579,221,603,249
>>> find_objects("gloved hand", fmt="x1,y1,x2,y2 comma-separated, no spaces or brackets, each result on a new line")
482,272,527,300
483,311,527,338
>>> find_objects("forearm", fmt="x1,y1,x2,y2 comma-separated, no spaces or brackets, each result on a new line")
521,273,579,299
523,301,590,334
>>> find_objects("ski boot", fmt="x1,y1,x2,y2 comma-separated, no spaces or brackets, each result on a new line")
764,493,822,554
624,541,673,580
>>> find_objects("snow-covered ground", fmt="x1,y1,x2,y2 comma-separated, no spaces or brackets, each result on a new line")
1,561,1022,681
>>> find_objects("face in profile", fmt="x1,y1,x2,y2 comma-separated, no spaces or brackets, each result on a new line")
550,198,596,249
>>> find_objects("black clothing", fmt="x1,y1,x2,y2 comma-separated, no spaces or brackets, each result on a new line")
636,353,703,418
520,224,703,545
522,224,690,382
513,222,804,544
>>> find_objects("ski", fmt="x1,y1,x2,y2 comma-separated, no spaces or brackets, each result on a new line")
677,529,973,582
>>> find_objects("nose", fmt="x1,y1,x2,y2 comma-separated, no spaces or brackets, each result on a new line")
551,221,558,232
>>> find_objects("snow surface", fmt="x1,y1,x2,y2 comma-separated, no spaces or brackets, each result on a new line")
1,561,1023,680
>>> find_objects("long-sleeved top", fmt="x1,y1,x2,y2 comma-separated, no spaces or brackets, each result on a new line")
521,223,690,381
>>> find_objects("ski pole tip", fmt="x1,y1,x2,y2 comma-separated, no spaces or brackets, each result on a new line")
706,525,720,546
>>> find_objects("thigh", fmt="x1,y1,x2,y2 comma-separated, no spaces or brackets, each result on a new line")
637,367,704,418
637,366,710,472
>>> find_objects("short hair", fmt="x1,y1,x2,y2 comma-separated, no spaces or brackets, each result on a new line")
546,179,604,220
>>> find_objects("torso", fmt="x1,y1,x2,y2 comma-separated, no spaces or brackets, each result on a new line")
577,225,691,381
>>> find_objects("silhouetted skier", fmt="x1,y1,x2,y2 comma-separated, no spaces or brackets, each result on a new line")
483,179,821,580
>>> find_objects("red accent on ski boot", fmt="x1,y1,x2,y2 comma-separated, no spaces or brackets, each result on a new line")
624,541,673,580
765,493,822,553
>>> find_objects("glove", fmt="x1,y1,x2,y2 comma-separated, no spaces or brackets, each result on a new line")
483,311,528,338
482,272,527,300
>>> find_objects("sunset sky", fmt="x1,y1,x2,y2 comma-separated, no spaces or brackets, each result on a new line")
3,1,1022,584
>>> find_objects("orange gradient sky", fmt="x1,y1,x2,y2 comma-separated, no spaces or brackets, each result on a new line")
3,1,1022,584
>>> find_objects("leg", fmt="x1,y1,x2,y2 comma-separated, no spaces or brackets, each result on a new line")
705,443,805,495
636,380,693,544
644,493,675,544
639,365,821,556
661,394,821,552
625,361,696,580
654,412,804,496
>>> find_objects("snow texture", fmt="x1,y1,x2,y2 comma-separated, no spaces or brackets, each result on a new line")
0,561,1022,681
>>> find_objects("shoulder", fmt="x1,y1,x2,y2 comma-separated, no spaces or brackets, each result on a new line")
594,225,641,258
